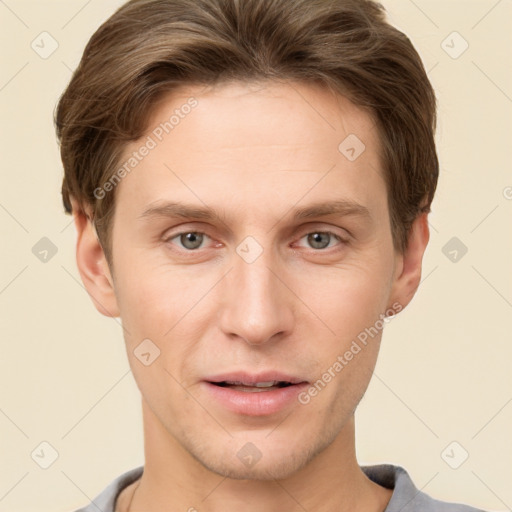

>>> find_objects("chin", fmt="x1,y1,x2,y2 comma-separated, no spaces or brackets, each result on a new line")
184,428,337,482
200,454,308,481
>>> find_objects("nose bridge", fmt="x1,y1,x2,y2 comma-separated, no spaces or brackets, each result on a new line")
219,238,293,345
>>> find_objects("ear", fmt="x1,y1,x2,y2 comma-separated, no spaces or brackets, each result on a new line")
388,212,430,311
71,199,120,318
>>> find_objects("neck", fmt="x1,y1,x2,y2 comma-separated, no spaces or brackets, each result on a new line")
123,400,391,512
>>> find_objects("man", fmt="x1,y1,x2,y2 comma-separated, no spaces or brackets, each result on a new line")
55,0,484,510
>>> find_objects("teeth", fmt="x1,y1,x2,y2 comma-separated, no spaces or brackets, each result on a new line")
232,385,277,393
255,381,278,388
222,380,280,387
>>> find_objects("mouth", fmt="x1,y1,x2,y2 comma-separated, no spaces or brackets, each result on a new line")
202,373,309,416
210,380,296,392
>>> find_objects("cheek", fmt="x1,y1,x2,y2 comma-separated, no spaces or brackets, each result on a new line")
114,263,213,382
297,259,392,335
114,258,195,335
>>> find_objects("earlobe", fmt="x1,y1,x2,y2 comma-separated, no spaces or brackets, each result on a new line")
388,213,430,311
71,200,120,318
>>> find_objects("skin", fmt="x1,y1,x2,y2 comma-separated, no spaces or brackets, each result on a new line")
72,80,429,512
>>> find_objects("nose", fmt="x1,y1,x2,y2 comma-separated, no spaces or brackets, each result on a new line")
218,243,295,346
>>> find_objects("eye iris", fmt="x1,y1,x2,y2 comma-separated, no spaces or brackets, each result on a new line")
181,232,203,250
308,232,330,249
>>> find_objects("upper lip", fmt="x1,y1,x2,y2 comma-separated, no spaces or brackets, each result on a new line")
204,371,308,385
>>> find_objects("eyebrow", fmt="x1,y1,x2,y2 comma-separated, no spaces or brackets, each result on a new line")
292,200,370,221
138,199,371,224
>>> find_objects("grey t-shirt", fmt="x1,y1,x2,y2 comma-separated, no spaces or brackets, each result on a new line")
73,464,485,512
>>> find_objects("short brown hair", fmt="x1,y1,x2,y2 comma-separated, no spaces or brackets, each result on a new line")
55,0,438,263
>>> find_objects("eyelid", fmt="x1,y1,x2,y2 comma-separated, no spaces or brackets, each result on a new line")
163,229,208,241
295,222,351,241
163,225,349,254
163,221,350,241
163,230,215,248
162,223,213,240
293,230,347,251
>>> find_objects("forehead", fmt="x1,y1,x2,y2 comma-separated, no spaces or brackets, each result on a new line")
146,80,379,156
114,80,386,223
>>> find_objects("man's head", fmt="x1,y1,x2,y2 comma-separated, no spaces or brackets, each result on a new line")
55,0,437,481
56,0,438,266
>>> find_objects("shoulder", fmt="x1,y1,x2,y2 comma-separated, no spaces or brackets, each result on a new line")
71,466,144,512
361,464,487,512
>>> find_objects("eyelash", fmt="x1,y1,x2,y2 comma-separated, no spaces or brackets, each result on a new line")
163,229,348,254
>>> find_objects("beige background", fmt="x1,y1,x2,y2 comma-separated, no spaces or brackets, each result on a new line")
0,1,511,511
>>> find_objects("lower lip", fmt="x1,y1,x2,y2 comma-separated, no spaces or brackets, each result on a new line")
202,382,309,416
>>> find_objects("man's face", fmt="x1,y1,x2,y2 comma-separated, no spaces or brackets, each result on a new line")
107,81,403,479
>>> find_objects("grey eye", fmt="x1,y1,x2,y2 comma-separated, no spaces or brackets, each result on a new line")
307,232,332,249
178,232,204,250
